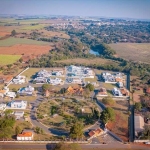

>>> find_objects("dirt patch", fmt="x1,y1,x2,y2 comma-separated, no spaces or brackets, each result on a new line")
0,31,10,37
0,44,52,62
0,44,52,56
106,110,129,142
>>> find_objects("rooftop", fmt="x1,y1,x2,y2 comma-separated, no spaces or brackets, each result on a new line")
134,115,144,131
18,132,32,137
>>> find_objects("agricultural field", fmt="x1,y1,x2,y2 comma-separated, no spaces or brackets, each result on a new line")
55,58,119,65
109,43,150,64
0,54,21,65
0,37,50,46
21,24,45,30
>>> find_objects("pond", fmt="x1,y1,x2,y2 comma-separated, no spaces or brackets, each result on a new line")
89,49,99,56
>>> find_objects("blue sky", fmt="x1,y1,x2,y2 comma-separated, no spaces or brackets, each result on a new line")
0,0,150,19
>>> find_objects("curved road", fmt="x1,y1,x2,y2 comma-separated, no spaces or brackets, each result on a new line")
30,94,68,136
30,94,103,137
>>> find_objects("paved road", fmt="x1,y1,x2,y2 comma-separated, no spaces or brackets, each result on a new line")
0,143,149,150
129,105,135,142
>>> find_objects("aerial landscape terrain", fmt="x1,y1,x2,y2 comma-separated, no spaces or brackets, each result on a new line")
0,0,150,150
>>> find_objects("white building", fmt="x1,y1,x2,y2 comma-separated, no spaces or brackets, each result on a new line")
112,87,122,97
66,65,94,78
12,76,26,84
0,103,6,111
5,91,16,99
14,111,24,119
47,78,62,85
34,77,47,84
18,85,34,95
9,100,27,109
117,82,124,88
17,130,34,141
37,69,51,78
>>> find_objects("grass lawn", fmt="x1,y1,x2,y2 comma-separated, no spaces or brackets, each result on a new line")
84,76,97,82
0,37,49,47
14,95,37,102
55,58,119,66
14,120,32,132
21,68,41,79
21,24,45,30
8,83,42,91
109,43,150,64
103,82,117,89
0,54,21,65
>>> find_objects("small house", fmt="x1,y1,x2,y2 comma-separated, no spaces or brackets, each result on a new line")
0,103,6,111
112,87,122,96
9,100,27,109
117,82,123,88
97,88,108,96
88,128,103,140
17,130,34,141
18,85,34,96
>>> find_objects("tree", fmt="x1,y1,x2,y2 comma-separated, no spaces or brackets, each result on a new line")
34,126,43,134
42,84,51,92
85,83,94,91
135,102,142,111
102,96,115,106
19,58,23,63
100,107,115,124
70,121,83,139
11,30,16,36
15,126,22,135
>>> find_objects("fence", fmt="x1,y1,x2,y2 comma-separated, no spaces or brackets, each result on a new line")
0,140,88,144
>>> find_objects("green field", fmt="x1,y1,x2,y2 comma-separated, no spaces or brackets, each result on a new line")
21,24,45,30
109,43,150,64
0,37,49,47
55,58,119,65
0,54,21,65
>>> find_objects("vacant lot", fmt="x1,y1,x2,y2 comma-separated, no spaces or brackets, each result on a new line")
109,43,150,63
104,100,129,142
40,30,70,39
0,44,52,57
0,54,21,65
55,58,119,65
0,37,50,46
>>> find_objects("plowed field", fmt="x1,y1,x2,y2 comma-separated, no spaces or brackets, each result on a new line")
0,44,52,56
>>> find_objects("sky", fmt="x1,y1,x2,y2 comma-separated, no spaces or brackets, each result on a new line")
0,0,150,19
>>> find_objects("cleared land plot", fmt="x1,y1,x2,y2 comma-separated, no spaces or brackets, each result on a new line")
0,44,52,57
0,31,10,36
109,43,150,63
14,95,36,102
40,30,70,39
104,100,129,142
55,58,119,65
0,54,21,65
0,37,50,47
